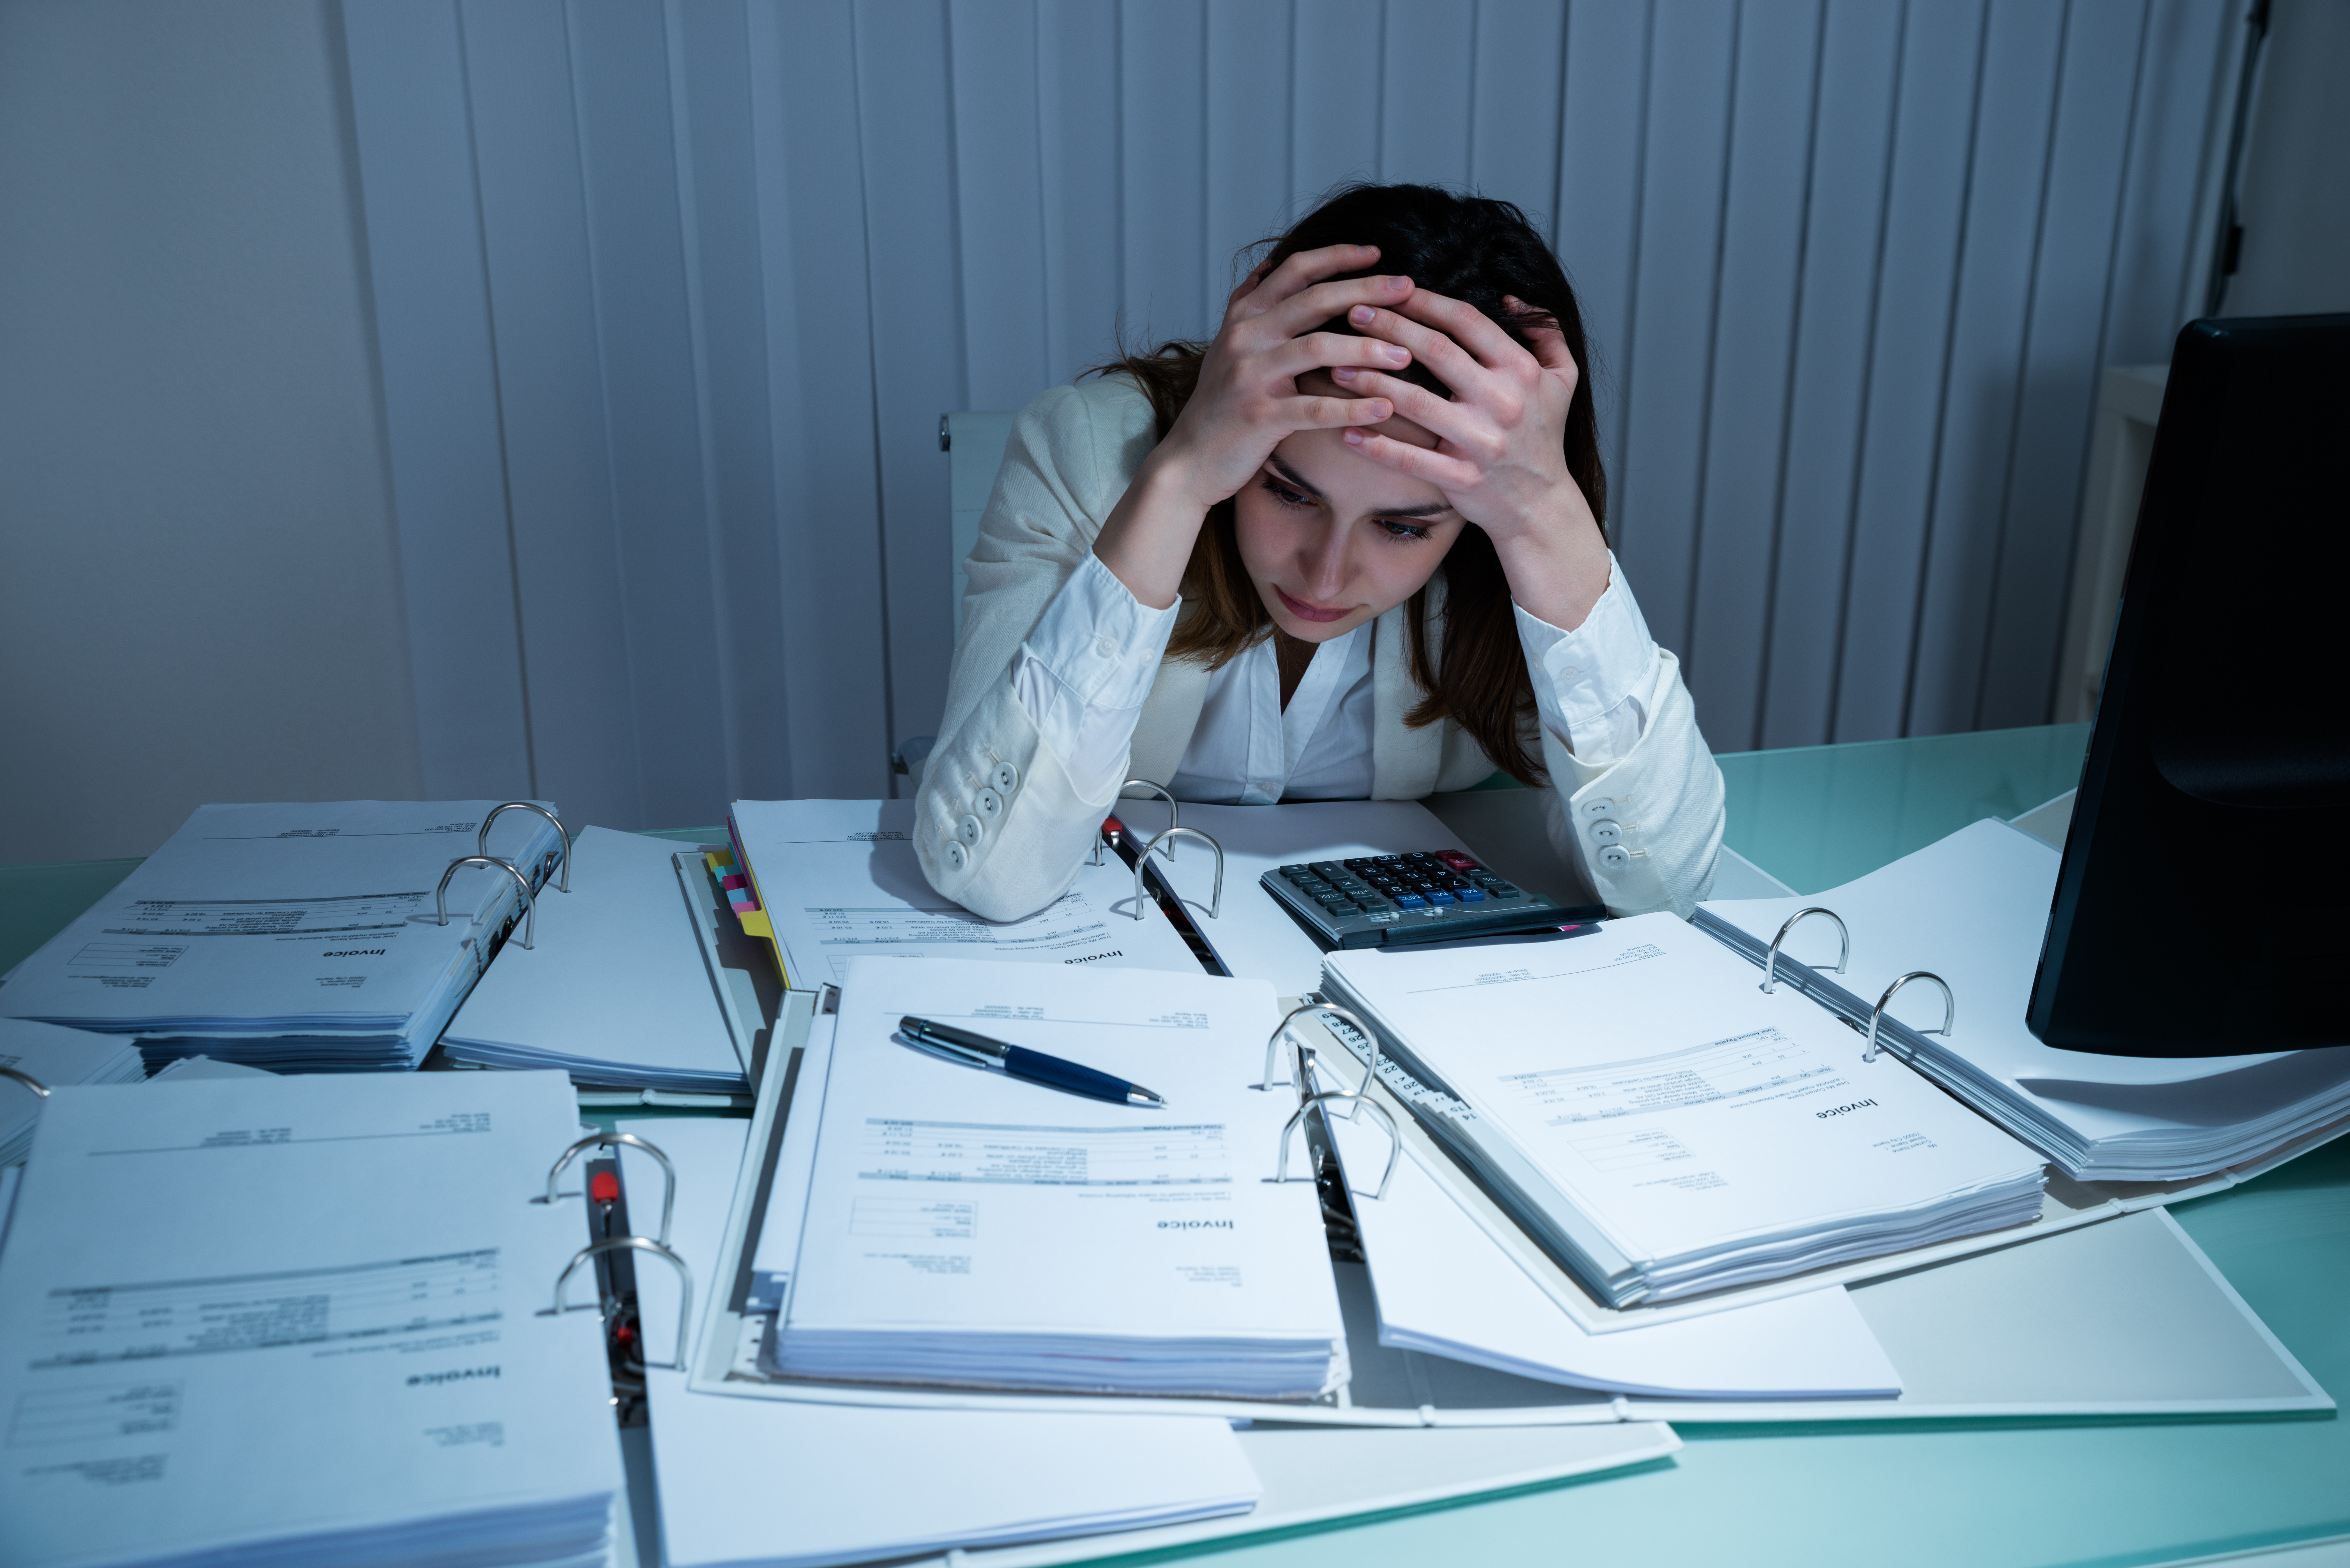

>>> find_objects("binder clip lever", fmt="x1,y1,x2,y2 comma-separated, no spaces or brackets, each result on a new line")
436,856,537,950
540,1131,677,1247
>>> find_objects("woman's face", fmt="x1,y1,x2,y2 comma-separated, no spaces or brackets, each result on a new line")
1231,372,1469,643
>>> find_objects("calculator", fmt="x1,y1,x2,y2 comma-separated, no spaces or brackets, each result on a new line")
1261,850,1602,951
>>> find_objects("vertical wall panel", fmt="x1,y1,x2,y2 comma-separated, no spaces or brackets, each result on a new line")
1975,0,2149,730
1467,0,1566,221
1613,0,1738,657
857,0,967,755
1291,0,1383,201
1120,1,1209,343
1554,0,1653,508
568,0,729,826
1684,0,1823,750
345,0,2236,817
745,0,890,798
1206,0,1293,297
951,0,1054,412
340,0,534,800
459,0,644,828
1903,0,2066,739
1382,0,1476,188
1831,0,1985,742
672,0,792,799
1757,0,1904,749
1036,0,1123,381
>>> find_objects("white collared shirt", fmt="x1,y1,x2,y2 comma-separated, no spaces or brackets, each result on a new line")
1011,551,1662,802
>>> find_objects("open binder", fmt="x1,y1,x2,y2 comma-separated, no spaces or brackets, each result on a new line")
683,983,2328,1430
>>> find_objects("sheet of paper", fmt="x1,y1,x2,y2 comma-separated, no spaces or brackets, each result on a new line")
1,1018,147,1166
442,826,744,1090
730,800,1202,987
0,1071,620,1568
778,956,1344,1396
745,1008,839,1312
0,801,560,1034
1320,1095,1902,1398
1327,914,2045,1299
1142,800,1474,994
621,1120,1262,1568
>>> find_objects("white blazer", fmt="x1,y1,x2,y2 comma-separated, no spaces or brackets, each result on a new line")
916,377,1725,923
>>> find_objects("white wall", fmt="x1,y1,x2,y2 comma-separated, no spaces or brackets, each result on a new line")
0,0,422,862
2221,0,2350,317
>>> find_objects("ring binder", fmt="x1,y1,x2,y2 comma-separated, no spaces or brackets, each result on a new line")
0,1065,49,1097
1134,826,1223,920
1864,971,1956,1064
479,801,572,893
1118,780,1181,858
546,1235,694,1372
542,1130,677,1246
437,855,538,949
1276,1091,1399,1200
1262,1001,1375,1092
1761,907,1850,994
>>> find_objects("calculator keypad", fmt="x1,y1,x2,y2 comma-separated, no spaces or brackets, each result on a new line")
1267,850,1542,943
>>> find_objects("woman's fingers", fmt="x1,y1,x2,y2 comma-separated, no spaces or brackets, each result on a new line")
1343,302,1493,397
1396,289,1530,371
1340,428,1483,489
1226,256,1276,310
1327,366,1485,447
1276,391,1396,430
1244,243,1382,312
1266,330,1413,381
1505,295,1582,383
1253,272,1414,340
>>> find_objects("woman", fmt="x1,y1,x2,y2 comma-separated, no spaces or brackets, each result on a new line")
917,184,1724,923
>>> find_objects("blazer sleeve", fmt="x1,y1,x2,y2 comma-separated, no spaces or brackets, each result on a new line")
1530,647,1725,919
915,378,1161,922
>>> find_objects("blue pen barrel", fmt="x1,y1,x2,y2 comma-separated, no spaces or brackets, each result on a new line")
1004,1046,1133,1104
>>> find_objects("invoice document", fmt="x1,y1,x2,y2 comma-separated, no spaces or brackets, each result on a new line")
729,801,1202,987
0,1071,621,1568
1324,914,2046,1304
773,957,1346,1399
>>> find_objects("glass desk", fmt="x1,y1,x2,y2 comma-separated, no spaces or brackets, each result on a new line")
1,725,2341,1568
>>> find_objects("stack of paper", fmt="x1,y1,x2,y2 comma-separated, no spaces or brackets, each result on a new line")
0,801,563,1073
770,956,1346,1399
441,827,746,1093
0,1018,146,1166
1695,818,2350,1182
726,800,1202,988
1321,914,2047,1305
0,1069,623,1568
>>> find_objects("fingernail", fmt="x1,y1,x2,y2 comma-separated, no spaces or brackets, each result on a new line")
1385,275,1410,293
1349,305,1376,326
1332,366,1358,382
1343,429,1365,445
1382,343,1408,363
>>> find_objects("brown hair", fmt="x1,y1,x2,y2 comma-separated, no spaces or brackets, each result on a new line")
1094,184,1608,787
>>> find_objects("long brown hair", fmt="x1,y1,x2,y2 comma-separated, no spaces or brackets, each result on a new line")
1095,184,1608,787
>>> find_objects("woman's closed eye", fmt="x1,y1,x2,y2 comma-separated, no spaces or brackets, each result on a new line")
1259,474,1317,511
1373,517,1434,543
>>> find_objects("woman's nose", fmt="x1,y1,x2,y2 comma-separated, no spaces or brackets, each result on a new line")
1302,523,1350,595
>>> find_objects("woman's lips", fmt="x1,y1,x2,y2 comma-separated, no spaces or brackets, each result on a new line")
1275,586,1352,624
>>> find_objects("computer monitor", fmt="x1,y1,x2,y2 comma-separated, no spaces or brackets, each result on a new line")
2028,313,2349,1056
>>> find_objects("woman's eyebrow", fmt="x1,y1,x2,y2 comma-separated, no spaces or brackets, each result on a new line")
1267,455,1456,519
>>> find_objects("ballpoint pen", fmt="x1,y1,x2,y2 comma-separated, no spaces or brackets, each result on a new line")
896,1016,1168,1107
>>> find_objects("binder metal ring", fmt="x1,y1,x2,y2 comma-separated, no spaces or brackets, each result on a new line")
1134,826,1222,921
436,855,537,950
0,1065,50,1098
540,1131,676,1246
1864,971,1955,1063
546,1235,694,1372
479,802,571,893
1275,1090,1399,1201
1262,1001,1375,1093
1761,907,1849,993
1117,780,1180,858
